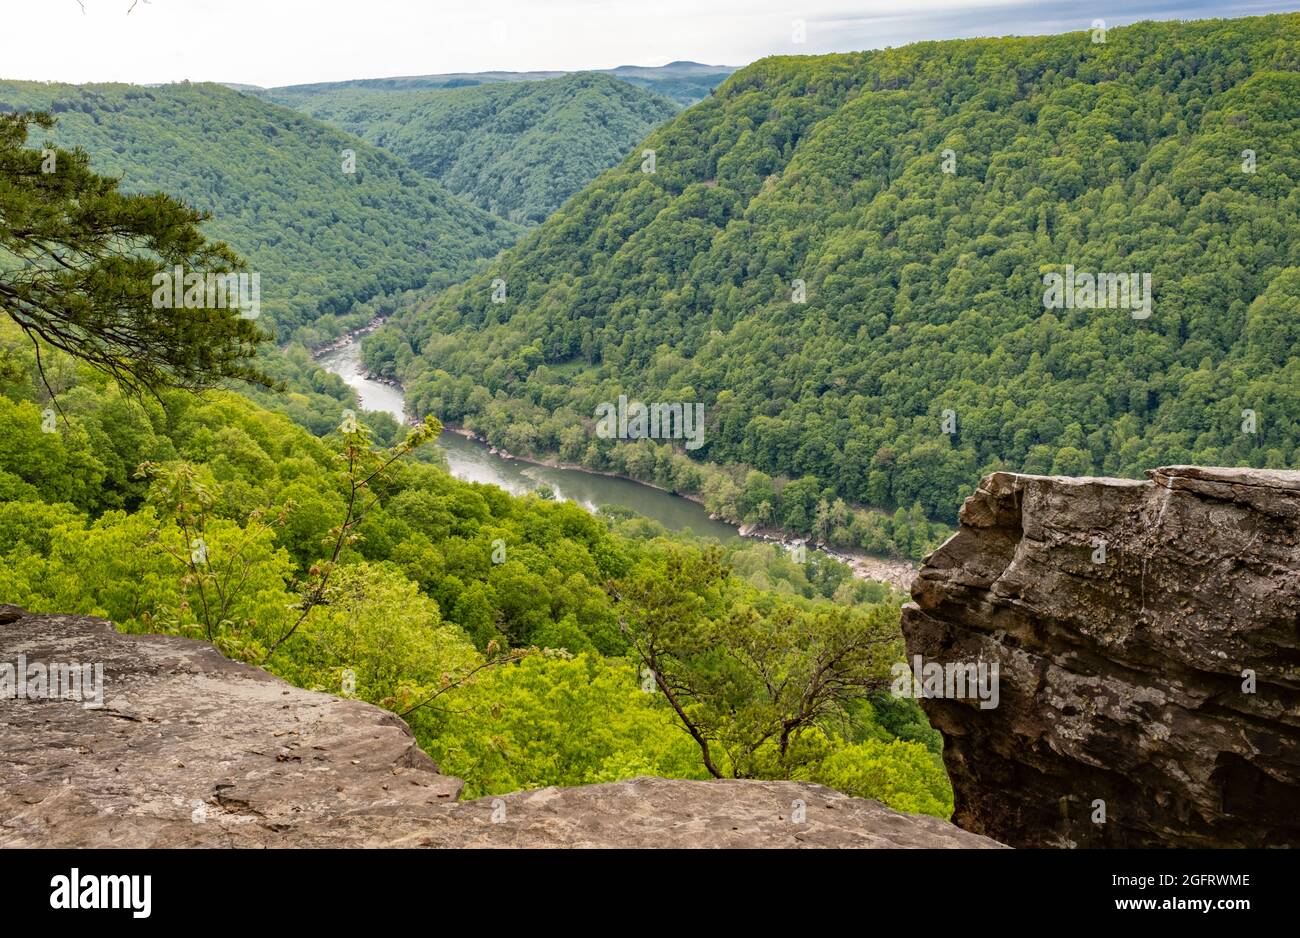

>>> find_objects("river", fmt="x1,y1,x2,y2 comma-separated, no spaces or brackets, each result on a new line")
315,337,917,588
315,339,743,544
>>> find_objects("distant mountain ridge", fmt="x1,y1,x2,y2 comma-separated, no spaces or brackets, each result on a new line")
249,61,735,106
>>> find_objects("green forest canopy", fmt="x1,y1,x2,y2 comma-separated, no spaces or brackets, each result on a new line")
371,14,1300,541
265,73,680,225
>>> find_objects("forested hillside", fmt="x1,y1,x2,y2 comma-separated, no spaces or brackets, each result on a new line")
0,81,518,339
267,73,680,224
373,14,1300,542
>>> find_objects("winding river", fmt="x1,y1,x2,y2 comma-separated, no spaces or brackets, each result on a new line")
316,337,918,589
316,338,743,543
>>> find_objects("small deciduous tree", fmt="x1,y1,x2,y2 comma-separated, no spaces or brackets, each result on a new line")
611,543,902,780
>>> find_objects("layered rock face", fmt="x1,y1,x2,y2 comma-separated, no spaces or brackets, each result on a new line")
902,466,1300,848
0,606,1000,848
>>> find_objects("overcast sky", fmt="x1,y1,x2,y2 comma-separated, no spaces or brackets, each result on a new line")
3,0,1293,88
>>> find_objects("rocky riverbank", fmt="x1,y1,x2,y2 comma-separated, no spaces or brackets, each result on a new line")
309,314,389,357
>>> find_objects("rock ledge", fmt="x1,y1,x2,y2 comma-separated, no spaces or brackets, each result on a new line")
0,606,1000,848
902,466,1300,848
